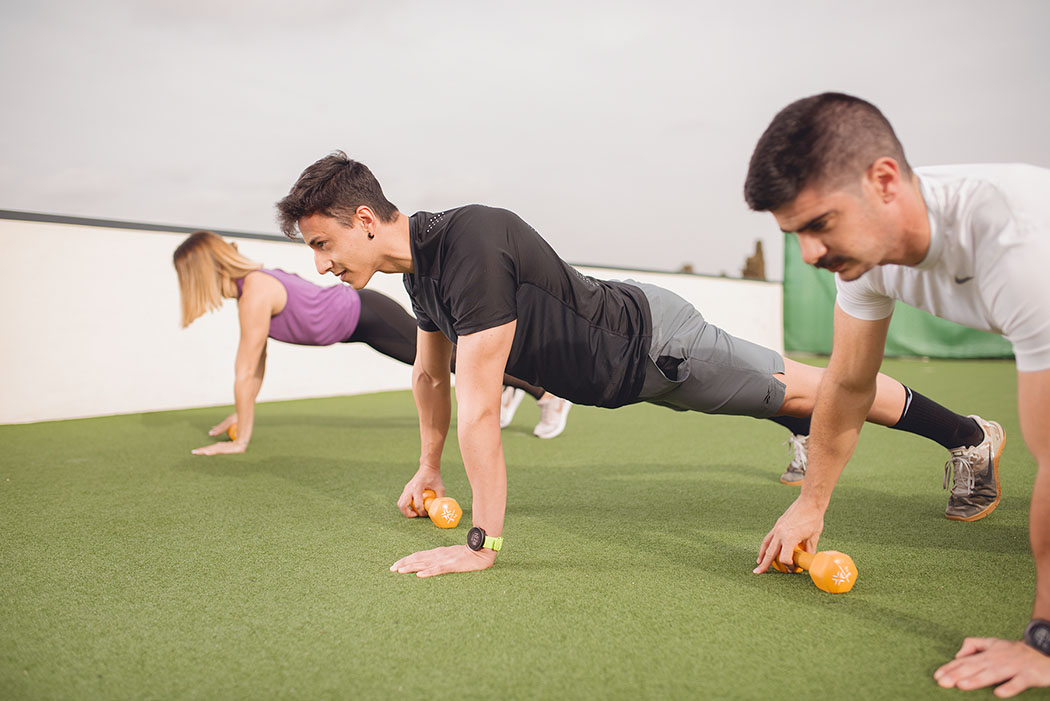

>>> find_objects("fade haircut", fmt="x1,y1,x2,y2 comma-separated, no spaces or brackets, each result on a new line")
744,92,912,212
276,151,398,239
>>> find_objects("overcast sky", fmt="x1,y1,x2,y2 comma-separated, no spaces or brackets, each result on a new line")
2,0,1048,279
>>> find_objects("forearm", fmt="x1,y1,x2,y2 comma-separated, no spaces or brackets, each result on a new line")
413,365,451,469
802,373,876,509
232,361,264,445
458,413,507,537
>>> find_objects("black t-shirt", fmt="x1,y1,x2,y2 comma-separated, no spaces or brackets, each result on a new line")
403,205,652,408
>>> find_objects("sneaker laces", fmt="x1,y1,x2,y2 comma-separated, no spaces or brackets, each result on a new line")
784,434,808,472
943,448,977,497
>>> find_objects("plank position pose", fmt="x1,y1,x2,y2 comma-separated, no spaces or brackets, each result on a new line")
173,231,566,456
274,152,1001,576
745,92,1050,696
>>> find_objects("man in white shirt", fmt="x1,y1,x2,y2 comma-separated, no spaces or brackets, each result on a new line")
745,92,1050,696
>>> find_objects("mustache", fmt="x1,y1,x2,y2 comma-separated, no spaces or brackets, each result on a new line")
815,255,847,270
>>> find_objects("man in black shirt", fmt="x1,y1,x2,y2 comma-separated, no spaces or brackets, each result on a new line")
276,152,1004,578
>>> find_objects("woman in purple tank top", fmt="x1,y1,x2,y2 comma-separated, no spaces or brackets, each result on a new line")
173,232,562,456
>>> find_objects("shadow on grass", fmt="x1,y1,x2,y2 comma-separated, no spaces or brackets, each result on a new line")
138,406,422,434
511,461,1030,557
169,455,414,504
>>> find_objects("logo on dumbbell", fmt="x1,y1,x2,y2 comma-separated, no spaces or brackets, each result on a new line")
436,504,458,526
832,565,853,588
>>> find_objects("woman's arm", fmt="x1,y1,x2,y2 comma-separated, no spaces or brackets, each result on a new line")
192,272,280,455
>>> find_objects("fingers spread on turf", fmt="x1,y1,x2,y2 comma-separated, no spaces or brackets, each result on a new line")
934,638,1050,695
753,532,779,573
390,546,494,577
756,530,773,565
958,637,995,658
192,441,245,456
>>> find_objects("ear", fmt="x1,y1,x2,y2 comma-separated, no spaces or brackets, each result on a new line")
866,157,903,203
355,206,377,231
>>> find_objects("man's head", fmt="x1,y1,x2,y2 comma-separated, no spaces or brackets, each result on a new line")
276,152,403,289
744,92,911,212
745,93,924,280
276,151,398,239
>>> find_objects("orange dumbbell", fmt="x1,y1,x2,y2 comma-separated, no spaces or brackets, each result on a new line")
771,545,858,593
227,423,238,441
413,488,462,529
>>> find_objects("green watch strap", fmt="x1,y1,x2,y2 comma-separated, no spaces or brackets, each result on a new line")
484,535,503,552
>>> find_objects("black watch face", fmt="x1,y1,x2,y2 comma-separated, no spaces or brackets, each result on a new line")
467,527,484,551
1026,620,1050,655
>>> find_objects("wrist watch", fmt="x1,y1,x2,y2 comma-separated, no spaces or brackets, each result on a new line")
1024,619,1050,656
467,526,503,552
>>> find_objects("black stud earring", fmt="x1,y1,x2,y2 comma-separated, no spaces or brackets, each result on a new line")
367,231,375,240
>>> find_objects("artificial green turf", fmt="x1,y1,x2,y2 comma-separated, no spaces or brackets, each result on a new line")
0,358,1036,699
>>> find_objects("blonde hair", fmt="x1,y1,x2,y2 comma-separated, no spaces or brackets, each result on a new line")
173,231,263,327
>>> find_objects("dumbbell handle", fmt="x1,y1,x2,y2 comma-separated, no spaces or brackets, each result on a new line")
792,546,814,571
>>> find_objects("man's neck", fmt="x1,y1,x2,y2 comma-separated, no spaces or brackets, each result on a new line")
378,213,414,274
900,175,932,266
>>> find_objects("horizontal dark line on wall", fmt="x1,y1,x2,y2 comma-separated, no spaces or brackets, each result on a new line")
0,209,286,242
0,208,778,284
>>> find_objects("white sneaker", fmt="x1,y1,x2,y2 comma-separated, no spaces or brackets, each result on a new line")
533,395,572,439
500,387,526,428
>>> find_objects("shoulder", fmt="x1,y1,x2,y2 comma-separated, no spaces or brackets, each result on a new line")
424,206,524,253
240,269,287,306
919,164,1048,233
835,270,895,320
241,269,281,291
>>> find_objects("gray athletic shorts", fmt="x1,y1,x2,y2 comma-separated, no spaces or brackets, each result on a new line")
629,281,786,418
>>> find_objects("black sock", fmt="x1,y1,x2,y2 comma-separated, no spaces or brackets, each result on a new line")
767,415,811,436
891,387,983,449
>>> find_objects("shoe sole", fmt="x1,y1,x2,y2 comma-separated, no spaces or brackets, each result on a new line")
945,426,1005,522
779,475,803,486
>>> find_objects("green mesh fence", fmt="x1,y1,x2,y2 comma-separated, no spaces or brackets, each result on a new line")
783,236,1014,358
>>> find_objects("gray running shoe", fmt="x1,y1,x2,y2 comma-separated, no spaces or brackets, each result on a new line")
780,434,808,485
944,415,1005,521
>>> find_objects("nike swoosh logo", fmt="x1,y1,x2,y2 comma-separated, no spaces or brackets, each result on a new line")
954,275,974,284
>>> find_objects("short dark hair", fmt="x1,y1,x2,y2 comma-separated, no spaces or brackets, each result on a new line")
276,151,399,239
744,92,912,212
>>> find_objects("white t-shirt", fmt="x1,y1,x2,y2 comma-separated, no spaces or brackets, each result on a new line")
835,163,1050,372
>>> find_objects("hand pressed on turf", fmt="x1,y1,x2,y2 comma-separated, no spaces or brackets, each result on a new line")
192,441,246,456
208,413,237,437
754,496,825,574
934,637,1050,697
390,545,496,578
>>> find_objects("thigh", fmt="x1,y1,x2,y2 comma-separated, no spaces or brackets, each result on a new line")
642,319,786,417
347,289,418,365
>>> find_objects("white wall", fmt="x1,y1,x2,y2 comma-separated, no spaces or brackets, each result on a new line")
0,218,780,424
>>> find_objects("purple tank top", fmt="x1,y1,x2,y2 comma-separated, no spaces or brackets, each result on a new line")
236,269,361,346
